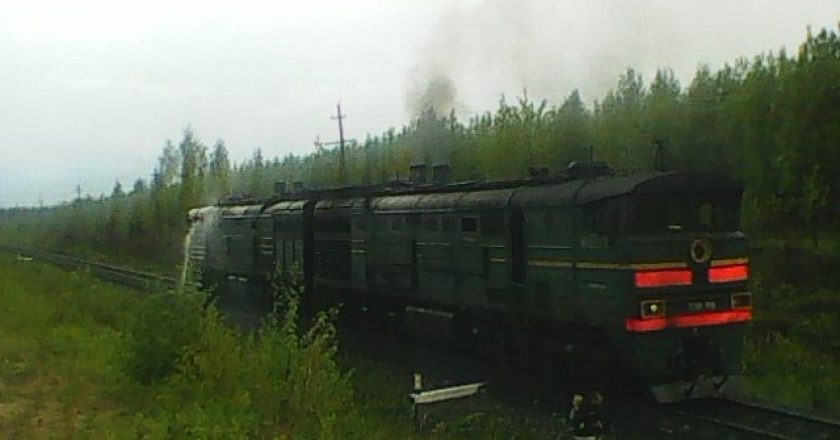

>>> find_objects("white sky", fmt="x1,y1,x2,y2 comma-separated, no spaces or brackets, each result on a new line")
0,0,836,207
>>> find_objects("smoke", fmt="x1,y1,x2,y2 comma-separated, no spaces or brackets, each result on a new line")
403,0,830,173
405,68,457,119
408,0,712,111
182,207,220,287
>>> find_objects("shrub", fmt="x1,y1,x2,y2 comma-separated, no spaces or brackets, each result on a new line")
124,276,361,438
122,288,204,384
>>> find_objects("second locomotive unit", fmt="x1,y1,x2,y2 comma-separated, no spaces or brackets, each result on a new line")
187,162,751,402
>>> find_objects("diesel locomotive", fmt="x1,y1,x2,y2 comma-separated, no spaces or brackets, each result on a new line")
186,162,751,402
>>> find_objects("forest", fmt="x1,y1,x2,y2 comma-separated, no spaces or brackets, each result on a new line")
1,25,838,408
1,26,837,266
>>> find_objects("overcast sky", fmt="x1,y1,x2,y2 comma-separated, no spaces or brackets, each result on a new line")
1,0,836,207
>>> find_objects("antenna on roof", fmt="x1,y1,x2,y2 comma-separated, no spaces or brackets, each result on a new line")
653,139,668,172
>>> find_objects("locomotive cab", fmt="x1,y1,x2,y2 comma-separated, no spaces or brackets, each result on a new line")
589,172,750,402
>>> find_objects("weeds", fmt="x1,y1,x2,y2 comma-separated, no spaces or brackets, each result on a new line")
6,248,836,438
0,254,418,438
743,330,840,411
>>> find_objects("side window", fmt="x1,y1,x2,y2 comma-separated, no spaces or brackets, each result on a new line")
442,217,457,232
543,211,553,226
511,210,526,283
391,216,403,231
699,203,713,230
582,205,597,234
406,214,421,230
583,200,621,236
225,236,232,254
317,216,350,234
601,199,622,235
712,199,740,231
424,216,438,232
480,212,504,237
461,217,478,233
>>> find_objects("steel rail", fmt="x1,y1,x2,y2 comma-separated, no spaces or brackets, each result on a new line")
4,245,177,290
670,397,840,440
6,246,839,439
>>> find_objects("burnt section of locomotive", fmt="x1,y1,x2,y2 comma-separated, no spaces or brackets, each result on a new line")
186,162,751,402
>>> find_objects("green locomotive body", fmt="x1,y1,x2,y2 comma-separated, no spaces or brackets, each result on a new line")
187,166,751,401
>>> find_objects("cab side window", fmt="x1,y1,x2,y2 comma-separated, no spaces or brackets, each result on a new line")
480,212,504,237
461,217,478,233
442,217,457,232
391,217,403,231
582,199,621,237
424,216,438,232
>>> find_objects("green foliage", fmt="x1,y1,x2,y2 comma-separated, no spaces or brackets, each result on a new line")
122,289,204,384
112,275,367,438
3,25,838,264
0,254,423,438
743,331,840,410
0,254,142,436
135,295,355,438
1,24,839,431
741,237,840,411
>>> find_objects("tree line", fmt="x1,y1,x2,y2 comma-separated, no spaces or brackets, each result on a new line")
1,25,837,266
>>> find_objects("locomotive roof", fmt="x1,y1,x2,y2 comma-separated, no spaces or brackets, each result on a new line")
370,188,516,213
370,171,742,212
187,205,218,220
263,199,308,213
207,170,742,215
219,204,264,218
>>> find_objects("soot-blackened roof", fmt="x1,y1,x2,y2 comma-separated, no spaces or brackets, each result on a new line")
215,171,743,215
264,200,308,214
370,188,516,213
513,171,742,208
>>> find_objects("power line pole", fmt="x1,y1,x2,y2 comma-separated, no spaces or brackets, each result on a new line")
75,183,82,202
330,102,347,185
313,134,324,152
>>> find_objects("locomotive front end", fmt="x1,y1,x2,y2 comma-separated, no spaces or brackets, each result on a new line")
608,172,751,402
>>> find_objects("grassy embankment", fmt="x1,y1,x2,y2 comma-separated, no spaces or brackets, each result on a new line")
741,237,840,411
0,254,550,439
1,239,836,439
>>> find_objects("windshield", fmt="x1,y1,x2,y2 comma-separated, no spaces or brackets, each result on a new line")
628,191,741,234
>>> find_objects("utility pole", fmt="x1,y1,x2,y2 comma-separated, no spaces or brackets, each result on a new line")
331,102,347,185
75,183,82,203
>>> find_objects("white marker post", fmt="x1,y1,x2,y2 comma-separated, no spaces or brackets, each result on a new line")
409,372,485,432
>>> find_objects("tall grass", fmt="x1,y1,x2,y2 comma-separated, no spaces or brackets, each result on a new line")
0,253,567,438
741,240,840,412
120,279,414,439
0,254,415,438
743,331,840,411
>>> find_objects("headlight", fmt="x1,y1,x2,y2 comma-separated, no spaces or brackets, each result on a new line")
730,292,752,309
641,300,666,318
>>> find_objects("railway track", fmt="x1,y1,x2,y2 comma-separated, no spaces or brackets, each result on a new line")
7,246,840,439
5,246,176,291
670,397,840,439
